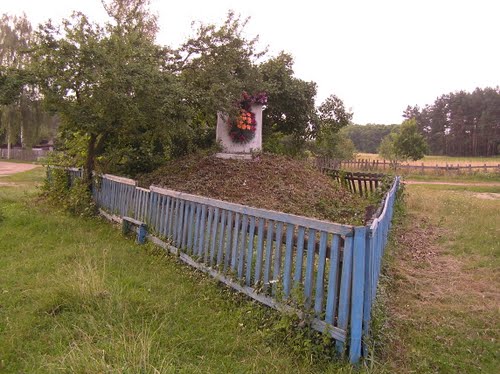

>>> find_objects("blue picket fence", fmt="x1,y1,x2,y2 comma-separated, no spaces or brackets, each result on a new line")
49,167,400,363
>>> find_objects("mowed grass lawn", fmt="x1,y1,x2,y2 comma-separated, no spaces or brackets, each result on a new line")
0,168,352,374
381,182,500,373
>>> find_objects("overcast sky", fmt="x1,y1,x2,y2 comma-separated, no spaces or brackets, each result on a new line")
3,0,500,124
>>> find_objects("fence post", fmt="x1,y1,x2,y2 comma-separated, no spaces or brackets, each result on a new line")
349,226,367,363
362,227,374,357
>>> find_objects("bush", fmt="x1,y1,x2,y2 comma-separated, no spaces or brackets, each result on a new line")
42,167,96,217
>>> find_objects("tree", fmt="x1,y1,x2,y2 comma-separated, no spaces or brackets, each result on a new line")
378,119,428,163
313,94,354,158
0,14,56,155
33,0,187,183
259,52,317,155
342,123,398,153
404,87,500,156
175,18,321,157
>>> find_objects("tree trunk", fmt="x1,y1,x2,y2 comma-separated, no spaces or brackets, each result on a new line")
84,133,97,191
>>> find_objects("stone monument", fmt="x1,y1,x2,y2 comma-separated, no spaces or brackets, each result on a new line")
216,92,266,160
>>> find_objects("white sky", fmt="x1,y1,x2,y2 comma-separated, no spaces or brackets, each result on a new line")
2,0,500,124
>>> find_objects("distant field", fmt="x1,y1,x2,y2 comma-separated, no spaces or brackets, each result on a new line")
356,153,500,166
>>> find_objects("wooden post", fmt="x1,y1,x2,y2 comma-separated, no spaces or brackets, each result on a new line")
349,226,367,363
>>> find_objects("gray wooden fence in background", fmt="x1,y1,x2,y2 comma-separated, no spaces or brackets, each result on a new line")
51,166,400,364
317,157,500,174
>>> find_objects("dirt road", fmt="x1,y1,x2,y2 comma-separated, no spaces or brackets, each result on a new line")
0,161,39,176
405,180,500,187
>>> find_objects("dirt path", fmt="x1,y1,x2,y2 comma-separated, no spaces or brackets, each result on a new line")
0,161,39,176
405,180,500,187
382,186,499,372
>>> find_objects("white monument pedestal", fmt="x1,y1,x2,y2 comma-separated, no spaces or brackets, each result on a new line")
216,104,263,160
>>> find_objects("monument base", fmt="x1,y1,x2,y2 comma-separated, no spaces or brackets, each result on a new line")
215,152,254,160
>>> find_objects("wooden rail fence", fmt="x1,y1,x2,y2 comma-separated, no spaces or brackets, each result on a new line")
321,169,386,197
47,166,400,364
0,148,49,161
316,157,500,174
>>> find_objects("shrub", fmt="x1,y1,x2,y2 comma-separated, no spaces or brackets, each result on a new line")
42,167,96,217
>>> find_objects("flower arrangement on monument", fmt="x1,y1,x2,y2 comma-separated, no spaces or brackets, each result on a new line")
228,92,268,144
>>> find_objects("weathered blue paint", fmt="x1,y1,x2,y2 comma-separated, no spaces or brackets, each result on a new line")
186,203,195,253
230,213,240,271
304,228,316,307
263,221,274,291
293,226,306,285
283,223,295,298
210,207,220,265
61,171,400,364
325,234,340,325
254,218,265,286
198,204,207,258
205,206,214,262
349,226,367,363
193,203,201,255
223,211,233,272
336,235,354,355
245,216,256,286
217,210,227,266
272,221,284,296
182,202,190,249
238,214,249,278
314,231,328,315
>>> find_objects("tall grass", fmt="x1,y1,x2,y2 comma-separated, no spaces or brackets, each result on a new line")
0,168,365,373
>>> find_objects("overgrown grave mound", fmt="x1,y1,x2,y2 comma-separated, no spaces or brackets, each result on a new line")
138,153,374,225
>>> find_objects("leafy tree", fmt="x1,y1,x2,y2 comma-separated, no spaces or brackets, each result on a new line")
313,94,354,158
33,0,188,182
378,119,428,162
404,87,500,156
378,132,398,164
342,123,398,153
0,13,57,154
259,52,317,155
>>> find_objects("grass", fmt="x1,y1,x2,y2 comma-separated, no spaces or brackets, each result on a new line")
402,173,500,183
0,168,361,373
377,182,500,373
2,164,499,373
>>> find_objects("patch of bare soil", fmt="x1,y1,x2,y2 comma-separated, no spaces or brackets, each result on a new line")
471,192,500,200
0,161,38,176
138,153,373,225
405,180,500,187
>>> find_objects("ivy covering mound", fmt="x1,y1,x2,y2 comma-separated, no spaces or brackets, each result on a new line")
138,153,373,225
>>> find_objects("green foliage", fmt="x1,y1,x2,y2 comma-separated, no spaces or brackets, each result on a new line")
260,52,318,153
378,133,397,163
312,131,357,160
343,124,398,154
22,0,353,176
42,168,96,216
311,95,354,159
404,87,500,157
0,14,58,149
261,312,338,364
378,119,428,163
2,170,366,372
